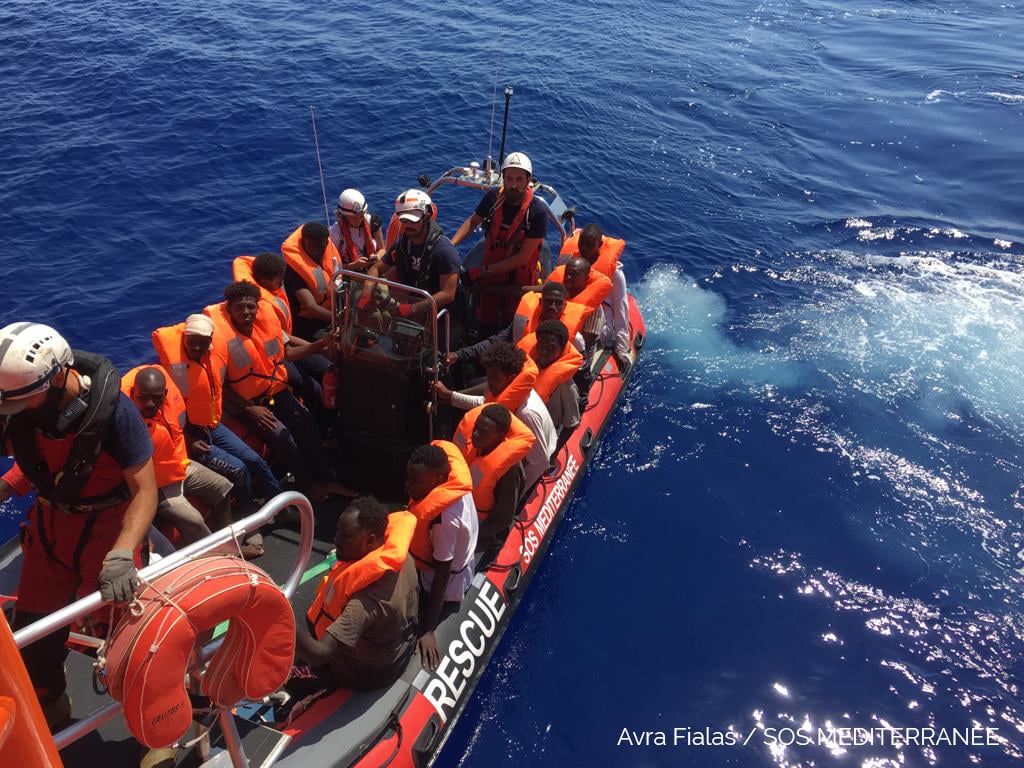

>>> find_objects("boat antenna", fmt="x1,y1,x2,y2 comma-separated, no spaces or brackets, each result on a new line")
485,48,501,175
309,105,331,226
497,85,513,170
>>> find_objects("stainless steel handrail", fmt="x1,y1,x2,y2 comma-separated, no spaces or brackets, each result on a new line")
332,268,443,438
14,491,315,758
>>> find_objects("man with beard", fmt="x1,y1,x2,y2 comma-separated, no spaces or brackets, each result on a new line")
451,152,548,336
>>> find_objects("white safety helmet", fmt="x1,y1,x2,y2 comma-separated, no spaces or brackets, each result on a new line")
394,189,433,222
501,151,532,177
0,323,74,415
337,188,368,215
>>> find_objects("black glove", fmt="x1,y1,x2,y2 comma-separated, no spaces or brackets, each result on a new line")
98,548,138,603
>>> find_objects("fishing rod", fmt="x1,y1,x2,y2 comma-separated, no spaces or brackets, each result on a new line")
310,105,331,226
497,85,513,170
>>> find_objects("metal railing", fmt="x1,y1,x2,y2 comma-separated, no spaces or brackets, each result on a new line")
14,491,316,762
331,269,449,439
425,165,572,243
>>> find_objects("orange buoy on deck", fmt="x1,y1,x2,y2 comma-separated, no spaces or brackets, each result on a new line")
104,556,294,748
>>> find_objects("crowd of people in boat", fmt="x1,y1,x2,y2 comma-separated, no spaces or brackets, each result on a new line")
0,151,633,732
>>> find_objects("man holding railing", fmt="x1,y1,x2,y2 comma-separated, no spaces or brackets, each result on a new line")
0,322,157,730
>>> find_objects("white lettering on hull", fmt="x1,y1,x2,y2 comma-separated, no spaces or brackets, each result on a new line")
421,579,508,721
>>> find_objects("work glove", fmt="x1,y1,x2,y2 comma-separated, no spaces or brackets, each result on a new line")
98,548,138,603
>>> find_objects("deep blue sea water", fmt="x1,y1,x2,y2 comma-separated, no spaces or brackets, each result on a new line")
3,1,1024,765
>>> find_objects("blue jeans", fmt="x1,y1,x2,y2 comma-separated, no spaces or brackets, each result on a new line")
186,422,282,501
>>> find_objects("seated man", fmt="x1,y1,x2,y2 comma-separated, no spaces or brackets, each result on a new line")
453,404,535,566
241,251,332,425
152,314,283,509
121,365,234,547
451,152,547,336
330,188,385,272
536,256,612,345
449,281,584,367
234,251,294,334
294,496,419,690
205,281,349,502
517,320,582,436
561,223,632,373
371,189,464,348
281,222,342,340
434,342,556,489
404,442,478,670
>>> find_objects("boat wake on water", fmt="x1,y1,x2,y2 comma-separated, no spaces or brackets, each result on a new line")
625,222,1024,765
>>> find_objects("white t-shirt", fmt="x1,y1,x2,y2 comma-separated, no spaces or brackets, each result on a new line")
418,493,479,602
329,213,374,255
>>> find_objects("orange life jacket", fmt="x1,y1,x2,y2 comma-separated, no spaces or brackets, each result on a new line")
281,225,341,312
546,264,613,314
151,323,225,429
484,354,538,413
408,441,473,570
120,365,190,487
306,510,417,639
453,406,535,516
337,215,376,265
559,231,625,279
512,292,587,343
203,301,288,403
232,256,293,335
478,187,540,325
517,333,584,403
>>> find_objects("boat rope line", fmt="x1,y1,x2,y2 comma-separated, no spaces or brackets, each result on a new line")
310,105,331,226
486,47,501,170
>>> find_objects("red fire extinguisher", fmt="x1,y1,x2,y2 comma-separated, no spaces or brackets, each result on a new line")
321,365,339,410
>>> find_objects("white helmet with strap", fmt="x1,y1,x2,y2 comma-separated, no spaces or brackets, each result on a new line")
501,151,532,176
337,188,368,215
394,189,433,222
0,323,74,415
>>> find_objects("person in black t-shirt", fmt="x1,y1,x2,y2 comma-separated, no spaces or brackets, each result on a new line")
451,152,548,335
372,189,464,348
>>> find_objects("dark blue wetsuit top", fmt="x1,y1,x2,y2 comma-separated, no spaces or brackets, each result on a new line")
104,393,154,469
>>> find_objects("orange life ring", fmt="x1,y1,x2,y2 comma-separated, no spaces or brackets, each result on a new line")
104,555,294,748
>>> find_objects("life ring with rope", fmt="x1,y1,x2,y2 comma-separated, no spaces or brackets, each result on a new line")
102,555,294,748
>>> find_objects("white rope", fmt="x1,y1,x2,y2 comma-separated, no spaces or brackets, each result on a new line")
310,105,331,226
486,47,501,171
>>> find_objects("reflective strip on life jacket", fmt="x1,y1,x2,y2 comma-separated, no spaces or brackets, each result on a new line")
408,441,473,570
516,334,584,403
307,511,417,639
233,255,293,335
559,231,626,279
120,365,189,487
453,406,535,515
204,302,287,403
281,225,340,310
152,323,224,428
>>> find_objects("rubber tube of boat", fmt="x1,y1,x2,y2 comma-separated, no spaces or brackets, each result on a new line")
498,85,513,168
321,365,339,410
